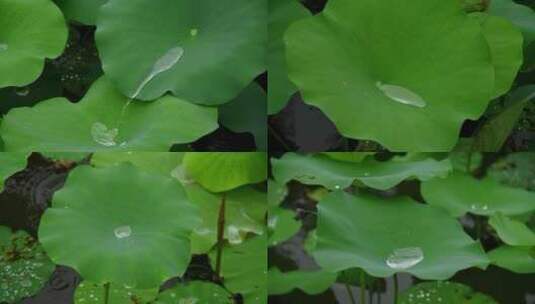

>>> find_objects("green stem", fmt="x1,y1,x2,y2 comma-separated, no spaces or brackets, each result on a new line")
360,271,367,304
345,284,357,304
393,273,399,304
215,193,227,281
104,282,110,304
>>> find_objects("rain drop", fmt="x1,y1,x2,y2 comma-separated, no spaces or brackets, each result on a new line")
0,43,7,51
268,215,278,229
91,122,119,147
190,28,198,37
114,225,132,239
376,81,426,108
15,87,30,96
227,225,242,244
386,247,424,270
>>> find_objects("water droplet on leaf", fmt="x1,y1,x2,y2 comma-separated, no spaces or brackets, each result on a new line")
15,87,30,96
114,225,132,239
190,28,198,37
376,81,426,108
386,247,424,269
227,225,242,244
0,43,7,51
91,122,119,147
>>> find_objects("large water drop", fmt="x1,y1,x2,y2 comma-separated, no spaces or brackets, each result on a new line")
376,81,427,108
91,122,118,147
0,44,7,51
131,46,184,98
114,225,132,239
386,247,424,270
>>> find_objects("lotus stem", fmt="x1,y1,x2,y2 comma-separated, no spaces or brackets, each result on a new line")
393,273,399,304
360,270,367,304
104,282,110,304
215,193,227,281
345,284,356,304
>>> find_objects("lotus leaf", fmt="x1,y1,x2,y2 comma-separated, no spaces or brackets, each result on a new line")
74,282,158,304
399,281,498,304
38,163,200,289
268,0,309,114
219,83,267,151
313,191,489,280
268,206,300,247
272,153,451,190
488,152,535,191
0,227,55,303
183,152,267,192
267,180,287,208
0,0,68,88
53,0,108,25
421,171,535,217
284,0,496,150
210,236,267,304
91,152,184,177
0,77,218,151
155,281,233,304
489,0,535,47
488,246,535,273
268,268,336,295
322,152,373,163
0,152,28,192
185,184,266,254
488,213,535,246
96,0,266,104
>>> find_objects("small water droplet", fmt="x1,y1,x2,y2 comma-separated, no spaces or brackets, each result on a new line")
334,185,341,190
227,225,242,244
15,87,30,96
386,247,424,270
190,28,198,37
171,165,195,185
91,122,118,147
114,225,132,239
376,81,426,108
0,43,7,51
268,216,278,229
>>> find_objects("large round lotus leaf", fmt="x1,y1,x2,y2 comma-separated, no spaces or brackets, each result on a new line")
155,281,233,304
489,0,535,47
488,213,535,246
421,172,535,217
0,152,28,192
472,13,523,97
74,282,159,304
268,0,309,114
91,152,184,177
488,245,535,274
185,184,266,254
284,0,495,151
38,163,201,289
399,281,498,304
53,0,108,25
219,83,267,151
96,0,266,104
272,153,451,191
0,77,218,152
313,191,489,280
268,206,300,247
209,236,267,304
268,268,336,295
183,152,267,192
0,228,56,303
0,0,68,88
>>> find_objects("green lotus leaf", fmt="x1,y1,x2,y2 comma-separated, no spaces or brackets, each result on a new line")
1,77,218,151
488,152,535,191
0,0,68,88
268,0,309,114
268,206,300,247
472,13,523,97
155,281,233,304
489,0,535,47
74,282,159,304
183,152,267,192
488,213,535,246
38,163,201,289
210,236,267,304
267,180,287,208
313,191,489,280
91,152,184,178
488,246,535,274
272,153,451,191
0,152,28,192
0,227,56,303
96,0,266,104
421,171,535,217
268,267,336,296
185,184,266,254
219,83,267,151
284,0,495,151
53,0,108,25
399,281,498,304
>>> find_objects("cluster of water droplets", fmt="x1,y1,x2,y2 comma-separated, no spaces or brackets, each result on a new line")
385,246,424,270
470,203,489,212
114,225,132,239
91,122,119,147
376,81,427,108
171,164,195,185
